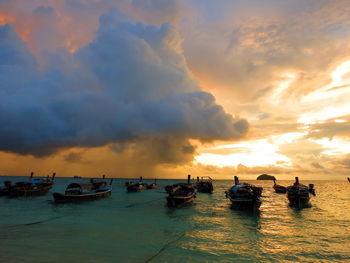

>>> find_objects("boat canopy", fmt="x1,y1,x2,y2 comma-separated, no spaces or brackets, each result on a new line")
229,183,253,191
66,183,94,190
26,179,45,184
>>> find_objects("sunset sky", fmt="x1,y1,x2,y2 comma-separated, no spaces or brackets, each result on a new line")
1,0,349,179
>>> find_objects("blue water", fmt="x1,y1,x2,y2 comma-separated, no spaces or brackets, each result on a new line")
0,177,349,263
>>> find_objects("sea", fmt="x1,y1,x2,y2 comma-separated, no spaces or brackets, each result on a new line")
0,177,349,263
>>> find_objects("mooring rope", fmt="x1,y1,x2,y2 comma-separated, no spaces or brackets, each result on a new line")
144,224,198,263
3,216,64,228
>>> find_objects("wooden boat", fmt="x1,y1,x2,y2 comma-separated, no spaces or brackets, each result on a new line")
127,176,145,192
0,180,12,196
225,176,263,209
195,176,213,193
287,177,315,207
2,172,55,197
53,178,113,203
273,178,287,193
166,175,196,207
146,179,158,189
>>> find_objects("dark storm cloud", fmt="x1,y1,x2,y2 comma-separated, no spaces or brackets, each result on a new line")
0,9,248,157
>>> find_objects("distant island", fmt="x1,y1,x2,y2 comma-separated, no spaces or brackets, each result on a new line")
257,174,276,180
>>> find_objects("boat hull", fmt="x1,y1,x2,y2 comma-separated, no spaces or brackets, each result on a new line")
166,194,195,207
227,195,262,210
196,183,213,193
274,185,287,193
0,188,10,196
53,189,112,203
127,185,144,192
146,184,157,189
8,186,52,197
287,194,310,207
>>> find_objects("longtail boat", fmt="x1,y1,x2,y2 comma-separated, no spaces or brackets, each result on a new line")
146,179,158,189
53,177,113,203
127,176,145,192
287,177,315,207
1,172,55,197
273,178,287,193
195,176,213,193
225,176,263,209
166,175,196,207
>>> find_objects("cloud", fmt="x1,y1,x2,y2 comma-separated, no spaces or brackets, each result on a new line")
185,0,350,98
307,116,350,139
64,151,85,163
334,155,350,169
0,10,248,162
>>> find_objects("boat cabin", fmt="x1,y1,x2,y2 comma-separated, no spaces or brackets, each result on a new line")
65,183,94,195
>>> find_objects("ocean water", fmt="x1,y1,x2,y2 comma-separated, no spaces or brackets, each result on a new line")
0,177,349,263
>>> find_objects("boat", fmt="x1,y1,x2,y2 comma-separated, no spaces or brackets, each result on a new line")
127,176,145,192
53,177,113,203
225,176,263,209
0,180,12,196
195,176,213,193
2,172,55,197
273,178,287,193
146,179,158,189
287,177,315,207
166,175,196,207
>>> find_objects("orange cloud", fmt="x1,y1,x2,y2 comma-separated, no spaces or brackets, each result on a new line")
0,13,14,25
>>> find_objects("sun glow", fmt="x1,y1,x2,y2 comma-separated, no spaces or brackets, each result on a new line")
309,137,350,156
195,138,292,168
270,72,296,106
298,60,350,124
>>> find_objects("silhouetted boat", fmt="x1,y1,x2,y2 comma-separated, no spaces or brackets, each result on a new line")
146,179,157,189
348,177,350,183
1,172,55,197
53,177,113,203
225,176,263,209
273,178,287,193
166,175,196,207
127,176,145,192
287,177,315,207
195,176,213,193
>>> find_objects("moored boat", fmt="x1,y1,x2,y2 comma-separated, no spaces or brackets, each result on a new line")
53,177,113,203
2,172,55,197
166,175,196,207
195,176,213,193
127,176,145,192
273,178,287,193
146,179,158,189
225,176,263,209
287,177,315,207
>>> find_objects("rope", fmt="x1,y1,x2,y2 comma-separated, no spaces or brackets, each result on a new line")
4,216,64,228
144,232,186,263
144,224,198,263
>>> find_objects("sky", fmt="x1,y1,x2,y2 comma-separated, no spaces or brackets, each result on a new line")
0,0,349,180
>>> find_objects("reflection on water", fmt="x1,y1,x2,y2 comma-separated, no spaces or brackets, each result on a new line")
0,178,349,262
